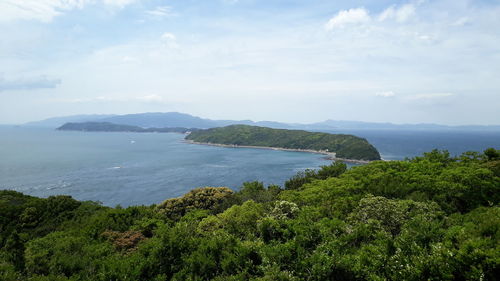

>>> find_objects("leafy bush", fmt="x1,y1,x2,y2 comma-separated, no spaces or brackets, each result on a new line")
271,201,299,220
285,161,347,190
156,187,233,220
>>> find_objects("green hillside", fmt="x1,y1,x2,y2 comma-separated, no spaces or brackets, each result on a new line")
1,149,499,280
186,125,381,161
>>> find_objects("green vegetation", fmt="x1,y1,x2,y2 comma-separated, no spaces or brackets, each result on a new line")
57,122,197,133
1,148,499,280
284,161,348,190
185,125,381,161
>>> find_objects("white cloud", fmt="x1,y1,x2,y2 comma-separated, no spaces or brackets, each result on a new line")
325,8,370,30
121,56,140,63
452,17,470,26
161,33,176,41
103,0,137,8
0,0,137,22
378,4,416,22
376,91,396,97
417,34,431,41
0,0,80,22
407,93,454,100
324,3,416,32
145,6,173,17
136,94,165,102
0,75,61,92
68,94,167,103
161,32,179,49
2,0,499,125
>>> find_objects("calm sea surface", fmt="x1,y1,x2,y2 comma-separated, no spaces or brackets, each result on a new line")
0,127,333,206
323,129,500,160
1,127,498,206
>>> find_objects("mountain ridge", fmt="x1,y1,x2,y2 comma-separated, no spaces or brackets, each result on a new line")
22,112,500,131
57,122,197,134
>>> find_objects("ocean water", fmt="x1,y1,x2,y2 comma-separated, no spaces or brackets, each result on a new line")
0,127,498,206
323,129,500,160
0,127,333,206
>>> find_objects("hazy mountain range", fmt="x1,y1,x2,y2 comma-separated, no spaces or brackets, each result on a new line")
22,112,500,131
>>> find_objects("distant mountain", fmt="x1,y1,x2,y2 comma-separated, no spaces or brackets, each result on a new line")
57,122,196,133
308,120,500,131
24,114,116,128
25,112,295,130
99,113,296,129
23,112,500,131
99,112,219,129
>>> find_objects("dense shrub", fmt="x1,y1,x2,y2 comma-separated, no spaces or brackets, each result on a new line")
156,187,233,220
285,161,347,190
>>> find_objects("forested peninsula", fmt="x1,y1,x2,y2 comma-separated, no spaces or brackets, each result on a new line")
186,125,381,161
57,122,196,134
1,148,499,280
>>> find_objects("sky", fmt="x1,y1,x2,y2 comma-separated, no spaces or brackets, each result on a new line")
0,0,499,125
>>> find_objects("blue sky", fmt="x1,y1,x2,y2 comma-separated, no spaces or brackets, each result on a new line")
0,0,499,125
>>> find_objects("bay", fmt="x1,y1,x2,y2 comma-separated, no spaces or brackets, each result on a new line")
1,127,498,206
0,127,332,206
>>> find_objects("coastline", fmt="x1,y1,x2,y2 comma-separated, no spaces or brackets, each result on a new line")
183,140,373,164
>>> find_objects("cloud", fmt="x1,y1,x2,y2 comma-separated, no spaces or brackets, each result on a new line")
121,56,140,63
402,93,456,108
160,32,179,48
408,93,454,100
68,94,170,103
0,0,81,22
1,0,499,125
452,17,470,26
378,4,416,22
376,91,396,98
161,33,176,41
325,8,370,30
145,6,173,17
103,0,137,8
0,0,137,22
0,75,61,92
324,2,417,31
136,94,165,102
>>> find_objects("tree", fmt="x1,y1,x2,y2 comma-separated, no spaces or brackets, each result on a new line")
156,187,233,220
236,181,281,203
484,148,500,161
285,162,347,190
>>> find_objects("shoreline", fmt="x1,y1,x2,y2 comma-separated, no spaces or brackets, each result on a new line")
183,140,373,164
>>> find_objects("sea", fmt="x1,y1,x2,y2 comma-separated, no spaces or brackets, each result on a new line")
0,126,499,206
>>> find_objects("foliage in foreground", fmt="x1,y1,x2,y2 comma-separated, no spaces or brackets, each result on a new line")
0,149,499,280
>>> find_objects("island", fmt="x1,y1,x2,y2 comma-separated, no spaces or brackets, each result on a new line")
57,122,198,134
185,124,381,162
